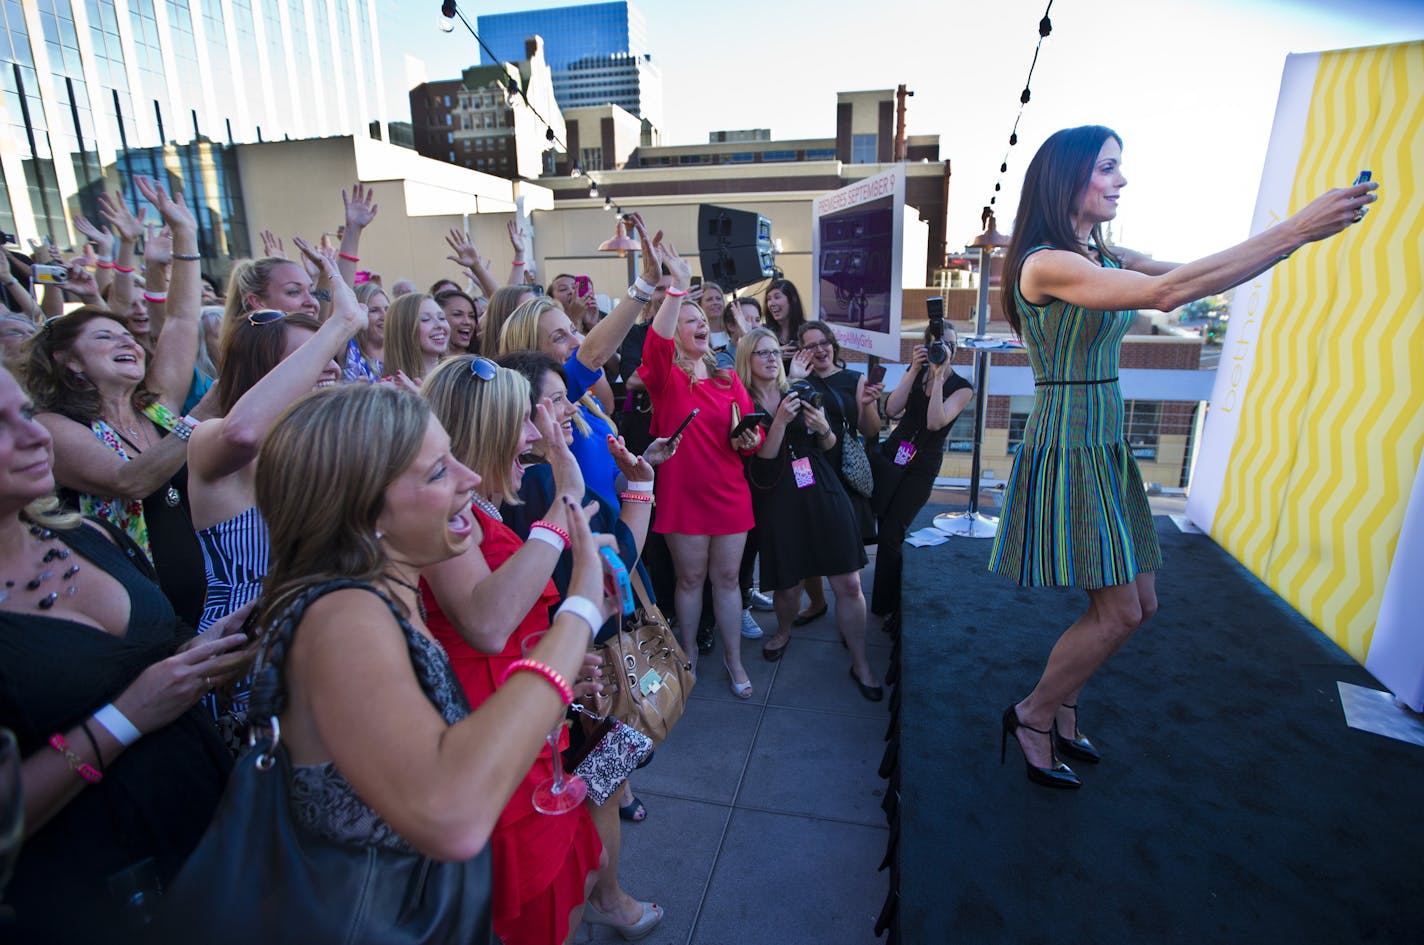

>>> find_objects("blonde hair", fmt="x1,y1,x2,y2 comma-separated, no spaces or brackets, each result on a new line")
383,293,432,380
221,256,297,349
673,300,728,387
255,385,430,624
422,355,530,506
735,327,787,396
497,297,615,437
483,285,532,354
353,283,389,361
495,297,558,357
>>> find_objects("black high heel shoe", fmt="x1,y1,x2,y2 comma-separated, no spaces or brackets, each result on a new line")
1053,703,1101,764
1000,705,1082,789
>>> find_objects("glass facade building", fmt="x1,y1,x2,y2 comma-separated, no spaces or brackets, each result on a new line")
476,1,661,130
0,0,387,249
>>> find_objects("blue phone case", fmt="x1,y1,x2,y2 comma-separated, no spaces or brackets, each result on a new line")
600,545,635,617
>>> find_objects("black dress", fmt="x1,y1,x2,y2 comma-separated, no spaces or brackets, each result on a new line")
870,367,973,615
0,522,231,943
806,369,877,543
747,393,868,592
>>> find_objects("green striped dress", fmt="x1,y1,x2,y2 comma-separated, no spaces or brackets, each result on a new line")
988,245,1163,588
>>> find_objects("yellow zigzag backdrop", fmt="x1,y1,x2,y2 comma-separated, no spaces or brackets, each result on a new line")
1213,42,1424,662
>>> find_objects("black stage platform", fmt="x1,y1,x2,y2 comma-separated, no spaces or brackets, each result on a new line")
893,509,1423,945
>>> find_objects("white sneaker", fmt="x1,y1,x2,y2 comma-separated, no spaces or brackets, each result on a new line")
748,589,774,612
740,609,764,638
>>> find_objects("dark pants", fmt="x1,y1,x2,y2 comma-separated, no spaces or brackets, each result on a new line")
871,463,938,616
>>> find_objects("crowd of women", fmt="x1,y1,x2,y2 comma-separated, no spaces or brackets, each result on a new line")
0,177,962,945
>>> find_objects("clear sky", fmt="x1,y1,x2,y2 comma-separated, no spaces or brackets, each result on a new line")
383,0,1424,263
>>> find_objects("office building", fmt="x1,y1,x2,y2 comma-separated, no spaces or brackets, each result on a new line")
476,2,662,134
0,0,389,249
410,37,566,181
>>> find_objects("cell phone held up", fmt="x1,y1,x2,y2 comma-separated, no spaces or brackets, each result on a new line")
731,411,770,439
867,363,887,386
600,545,635,617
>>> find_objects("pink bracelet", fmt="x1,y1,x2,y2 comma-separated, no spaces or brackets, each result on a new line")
528,519,570,549
338,252,359,263
619,491,653,504
501,658,573,704
49,733,102,784
112,263,135,274
143,292,167,303
511,260,526,266
665,287,687,297
96,260,114,270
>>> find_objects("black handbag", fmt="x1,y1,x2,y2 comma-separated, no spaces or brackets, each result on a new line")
153,580,492,945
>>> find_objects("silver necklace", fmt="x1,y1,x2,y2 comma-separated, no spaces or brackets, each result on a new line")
470,492,502,523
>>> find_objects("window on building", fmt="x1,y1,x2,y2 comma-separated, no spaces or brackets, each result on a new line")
476,138,484,151
945,398,976,453
762,150,796,162
851,134,877,164
447,131,454,143
580,147,603,169
443,95,450,107
728,152,754,163
1006,396,1034,452
806,148,837,161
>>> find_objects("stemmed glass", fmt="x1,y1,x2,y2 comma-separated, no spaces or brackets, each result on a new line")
0,727,22,917
519,631,587,814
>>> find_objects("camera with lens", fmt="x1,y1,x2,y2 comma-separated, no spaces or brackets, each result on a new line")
926,296,951,365
788,379,823,410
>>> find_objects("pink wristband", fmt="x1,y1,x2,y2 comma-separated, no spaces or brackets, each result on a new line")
50,733,102,784
112,263,135,274
501,658,573,704
338,252,359,263
665,287,687,298
528,520,570,549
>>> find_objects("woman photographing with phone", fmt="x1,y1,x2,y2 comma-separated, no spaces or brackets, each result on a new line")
990,125,1377,789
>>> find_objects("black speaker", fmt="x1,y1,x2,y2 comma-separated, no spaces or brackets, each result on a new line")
697,204,774,290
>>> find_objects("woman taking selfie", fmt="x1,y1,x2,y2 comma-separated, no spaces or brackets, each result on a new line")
990,124,1376,789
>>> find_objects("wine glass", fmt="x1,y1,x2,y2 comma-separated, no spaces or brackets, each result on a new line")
519,631,587,814
0,727,22,916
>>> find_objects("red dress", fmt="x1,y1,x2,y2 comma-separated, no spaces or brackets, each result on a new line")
637,329,757,535
421,507,602,945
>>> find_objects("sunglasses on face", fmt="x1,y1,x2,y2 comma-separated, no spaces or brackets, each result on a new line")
469,356,498,381
247,309,285,326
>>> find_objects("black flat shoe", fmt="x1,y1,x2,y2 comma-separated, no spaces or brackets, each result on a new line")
1053,704,1101,764
762,635,791,661
1000,705,1081,789
849,667,884,702
792,604,827,627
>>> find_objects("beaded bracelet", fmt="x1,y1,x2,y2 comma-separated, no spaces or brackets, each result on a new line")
338,252,359,263
49,733,102,784
528,520,570,549
619,491,654,504
501,658,573,704
665,287,687,298
112,263,136,274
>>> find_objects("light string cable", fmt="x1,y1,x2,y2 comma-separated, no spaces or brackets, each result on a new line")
983,1,1055,228
442,2,625,213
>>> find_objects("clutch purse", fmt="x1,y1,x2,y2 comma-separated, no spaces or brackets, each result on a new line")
564,706,653,805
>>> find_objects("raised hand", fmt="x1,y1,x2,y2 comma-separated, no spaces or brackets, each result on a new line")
133,175,196,235
145,224,174,265
74,216,115,259
343,182,379,229
788,348,813,379
1289,179,1380,244
625,213,662,286
292,233,329,281
506,219,526,258
63,260,99,300
445,228,483,269
96,189,145,244
861,381,885,405
652,234,690,291
260,229,287,260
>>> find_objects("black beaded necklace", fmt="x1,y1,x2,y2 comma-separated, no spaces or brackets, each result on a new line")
0,524,81,610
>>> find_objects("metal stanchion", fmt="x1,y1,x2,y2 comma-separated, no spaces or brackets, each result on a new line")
935,217,1010,539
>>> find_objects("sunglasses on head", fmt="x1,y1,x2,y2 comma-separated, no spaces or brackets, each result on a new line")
247,309,285,326
469,356,498,381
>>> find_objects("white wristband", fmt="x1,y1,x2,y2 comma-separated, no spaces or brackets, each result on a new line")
556,595,604,642
632,276,657,296
527,526,567,551
93,703,142,746
622,479,653,493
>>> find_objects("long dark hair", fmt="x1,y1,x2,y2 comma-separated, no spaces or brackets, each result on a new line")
22,308,158,423
216,312,321,414
1001,125,1122,335
765,279,805,343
